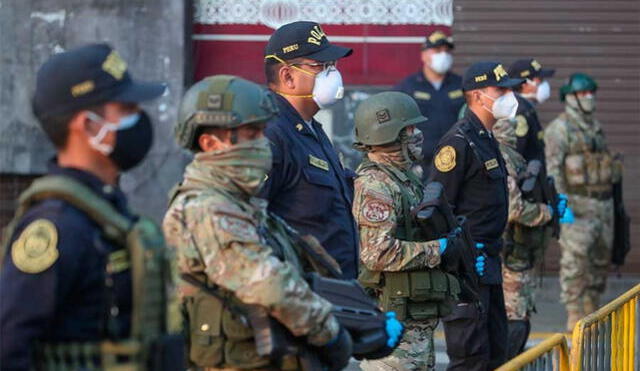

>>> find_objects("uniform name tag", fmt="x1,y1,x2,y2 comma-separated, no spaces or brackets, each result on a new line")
413,91,431,100
309,155,329,171
448,89,463,99
485,158,499,170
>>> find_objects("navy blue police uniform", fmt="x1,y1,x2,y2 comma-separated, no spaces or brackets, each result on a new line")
428,62,523,371
260,21,359,279
0,43,166,370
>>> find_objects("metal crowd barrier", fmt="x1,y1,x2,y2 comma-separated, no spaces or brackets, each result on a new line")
495,333,570,371
571,283,640,371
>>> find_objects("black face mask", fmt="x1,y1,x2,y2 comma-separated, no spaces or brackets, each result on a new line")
109,110,153,171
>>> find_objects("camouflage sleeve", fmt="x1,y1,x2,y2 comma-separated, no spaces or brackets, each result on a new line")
544,117,569,194
165,199,338,346
353,173,441,272
503,156,552,227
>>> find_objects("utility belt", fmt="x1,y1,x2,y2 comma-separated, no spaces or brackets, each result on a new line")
567,184,612,200
503,224,551,272
359,268,460,320
35,336,183,371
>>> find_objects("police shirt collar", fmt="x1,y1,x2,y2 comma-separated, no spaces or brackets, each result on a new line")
463,110,490,137
273,92,321,137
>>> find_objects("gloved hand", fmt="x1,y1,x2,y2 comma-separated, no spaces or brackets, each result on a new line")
475,243,486,276
385,312,403,348
547,204,554,217
560,207,575,224
438,238,448,254
318,326,353,371
557,194,568,218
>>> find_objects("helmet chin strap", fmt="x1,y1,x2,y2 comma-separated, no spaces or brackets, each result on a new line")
573,93,593,115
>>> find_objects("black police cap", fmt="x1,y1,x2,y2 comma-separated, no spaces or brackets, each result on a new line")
422,30,454,50
33,43,166,118
508,58,555,80
462,61,524,91
264,21,352,62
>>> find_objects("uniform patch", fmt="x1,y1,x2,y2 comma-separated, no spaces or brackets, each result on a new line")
485,158,499,170
309,155,329,171
413,91,431,100
448,90,463,99
11,219,59,274
218,215,258,241
362,200,391,223
376,109,391,123
515,115,529,137
434,145,456,172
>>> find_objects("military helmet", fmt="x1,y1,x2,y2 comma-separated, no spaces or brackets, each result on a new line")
175,74,278,150
354,91,427,146
559,73,598,102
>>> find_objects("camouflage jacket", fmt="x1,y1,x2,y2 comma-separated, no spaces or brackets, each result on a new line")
162,154,338,346
494,118,552,228
353,156,441,272
544,106,616,195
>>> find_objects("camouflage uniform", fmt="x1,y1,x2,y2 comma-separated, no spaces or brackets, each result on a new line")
494,118,552,322
355,150,442,371
545,105,616,318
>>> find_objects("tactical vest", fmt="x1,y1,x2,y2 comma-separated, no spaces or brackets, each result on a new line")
561,112,620,197
170,187,302,370
356,160,460,321
0,176,182,371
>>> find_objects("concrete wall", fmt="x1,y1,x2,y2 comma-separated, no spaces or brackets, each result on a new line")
0,0,189,220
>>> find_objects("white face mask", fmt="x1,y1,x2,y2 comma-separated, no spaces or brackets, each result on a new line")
85,111,140,155
481,90,519,120
312,66,344,109
535,80,551,103
430,51,453,75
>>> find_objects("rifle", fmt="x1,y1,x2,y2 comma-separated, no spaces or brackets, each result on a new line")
519,159,560,238
411,181,481,304
611,177,631,267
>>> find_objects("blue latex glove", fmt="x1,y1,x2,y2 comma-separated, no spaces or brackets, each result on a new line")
385,312,403,347
560,206,575,224
557,194,568,218
475,243,486,276
438,238,448,254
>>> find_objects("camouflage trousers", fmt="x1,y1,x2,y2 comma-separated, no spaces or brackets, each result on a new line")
360,319,438,371
502,265,535,321
559,195,614,308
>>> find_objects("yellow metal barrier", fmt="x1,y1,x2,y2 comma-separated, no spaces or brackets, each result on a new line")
495,333,570,371
571,283,640,371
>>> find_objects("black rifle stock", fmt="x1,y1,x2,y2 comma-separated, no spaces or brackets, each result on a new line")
520,160,560,238
412,181,481,304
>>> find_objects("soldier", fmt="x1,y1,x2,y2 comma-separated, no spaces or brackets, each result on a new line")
353,91,479,370
428,62,523,371
261,21,359,279
163,75,354,370
545,73,620,331
394,30,464,177
492,118,558,358
0,44,181,370
508,59,555,164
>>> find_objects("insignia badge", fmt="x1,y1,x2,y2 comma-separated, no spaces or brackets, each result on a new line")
434,145,456,172
376,109,391,123
309,155,329,171
102,51,127,80
413,91,431,100
515,115,529,137
538,130,545,140
362,200,391,223
448,90,463,99
11,219,59,274
296,123,304,131
485,158,499,170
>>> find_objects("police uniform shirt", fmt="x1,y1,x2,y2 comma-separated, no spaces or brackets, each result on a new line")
0,163,133,370
427,111,509,284
394,71,465,175
514,94,546,165
260,94,359,279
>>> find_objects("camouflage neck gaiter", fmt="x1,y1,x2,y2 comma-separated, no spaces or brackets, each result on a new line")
366,129,424,169
493,117,517,149
185,138,272,196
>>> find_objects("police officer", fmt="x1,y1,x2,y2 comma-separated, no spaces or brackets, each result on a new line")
545,73,620,331
261,21,359,279
394,30,464,177
353,91,473,370
0,44,178,370
164,75,353,370
508,58,556,164
428,62,523,371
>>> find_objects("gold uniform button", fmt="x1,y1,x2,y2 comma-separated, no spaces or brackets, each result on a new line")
201,323,210,332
